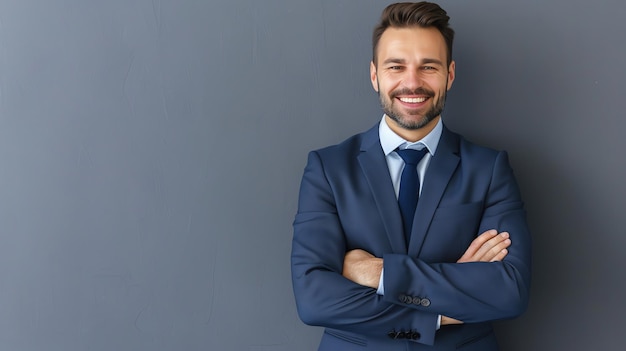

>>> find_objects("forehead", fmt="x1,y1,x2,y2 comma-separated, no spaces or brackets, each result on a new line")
377,26,447,63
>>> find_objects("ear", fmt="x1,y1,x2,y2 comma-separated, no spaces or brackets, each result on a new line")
446,60,456,91
370,61,379,92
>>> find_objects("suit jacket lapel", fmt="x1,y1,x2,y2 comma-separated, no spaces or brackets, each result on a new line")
357,125,407,253
409,127,460,256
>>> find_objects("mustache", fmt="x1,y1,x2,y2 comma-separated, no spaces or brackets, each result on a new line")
390,87,435,98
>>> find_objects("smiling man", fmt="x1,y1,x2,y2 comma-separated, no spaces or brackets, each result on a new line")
291,2,531,350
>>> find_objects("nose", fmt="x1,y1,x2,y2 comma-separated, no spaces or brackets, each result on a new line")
401,69,423,90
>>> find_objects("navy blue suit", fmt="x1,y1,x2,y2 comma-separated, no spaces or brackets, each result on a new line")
291,123,531,350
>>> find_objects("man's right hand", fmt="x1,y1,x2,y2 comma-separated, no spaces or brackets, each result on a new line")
457,229,510,264
441,229,511,325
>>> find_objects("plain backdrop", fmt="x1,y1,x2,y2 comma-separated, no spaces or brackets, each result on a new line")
0,1,624,350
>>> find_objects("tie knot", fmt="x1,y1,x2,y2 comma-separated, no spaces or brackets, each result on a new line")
396,148,427,166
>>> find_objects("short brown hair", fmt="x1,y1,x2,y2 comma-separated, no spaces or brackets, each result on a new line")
372,2,454,65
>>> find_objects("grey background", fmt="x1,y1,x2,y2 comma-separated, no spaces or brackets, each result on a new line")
0,0,624,350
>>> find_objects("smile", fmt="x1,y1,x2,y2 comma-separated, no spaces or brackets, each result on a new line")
398,97,427,103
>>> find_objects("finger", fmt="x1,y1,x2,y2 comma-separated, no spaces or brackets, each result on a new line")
479,235,511,261
474,232,510,261
474,229,499,246
477,235,510,260
490,248,508,262
458,230,498,262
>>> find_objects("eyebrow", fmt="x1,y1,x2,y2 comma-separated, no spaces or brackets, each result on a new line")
421,58,444,66
382,58,407,65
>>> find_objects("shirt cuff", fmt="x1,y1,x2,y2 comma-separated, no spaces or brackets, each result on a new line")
376,268,385,295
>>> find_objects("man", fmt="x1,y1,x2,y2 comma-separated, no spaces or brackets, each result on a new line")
291,2,531,350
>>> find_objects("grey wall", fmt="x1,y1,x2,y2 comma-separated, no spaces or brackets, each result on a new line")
0,1,624,350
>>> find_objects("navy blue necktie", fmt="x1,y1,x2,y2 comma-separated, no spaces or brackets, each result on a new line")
396,148,427,245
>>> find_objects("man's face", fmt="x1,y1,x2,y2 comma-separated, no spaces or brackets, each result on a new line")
370,26,455,132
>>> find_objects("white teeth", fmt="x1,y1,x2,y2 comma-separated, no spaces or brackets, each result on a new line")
399,97,427,103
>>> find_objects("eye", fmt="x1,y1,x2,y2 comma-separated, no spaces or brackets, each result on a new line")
422,66,435,71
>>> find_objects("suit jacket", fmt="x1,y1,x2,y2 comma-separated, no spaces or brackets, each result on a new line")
291,123,531,350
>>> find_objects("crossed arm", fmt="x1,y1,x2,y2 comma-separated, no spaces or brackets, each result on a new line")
342,229,512,325
292,149,531,345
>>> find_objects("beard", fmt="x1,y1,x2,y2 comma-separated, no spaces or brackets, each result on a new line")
379,85,447,130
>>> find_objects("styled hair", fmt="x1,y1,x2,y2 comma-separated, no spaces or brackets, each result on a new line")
372,2,454,65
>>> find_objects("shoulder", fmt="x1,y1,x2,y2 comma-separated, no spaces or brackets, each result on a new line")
441,126,511,172
443,126,503,157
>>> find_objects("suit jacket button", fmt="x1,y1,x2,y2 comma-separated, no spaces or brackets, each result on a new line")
412,296,421,305
400,294,412,304
420,298,431,307
397,331,406,339
411,331,421,340
388,330,397,339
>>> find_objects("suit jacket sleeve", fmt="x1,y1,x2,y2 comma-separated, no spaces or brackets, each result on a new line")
382,150,532,323
291,150,440,345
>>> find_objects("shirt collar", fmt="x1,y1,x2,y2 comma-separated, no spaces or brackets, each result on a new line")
379,115,443,156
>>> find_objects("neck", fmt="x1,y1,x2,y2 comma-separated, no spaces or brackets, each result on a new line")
385,115,440,142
